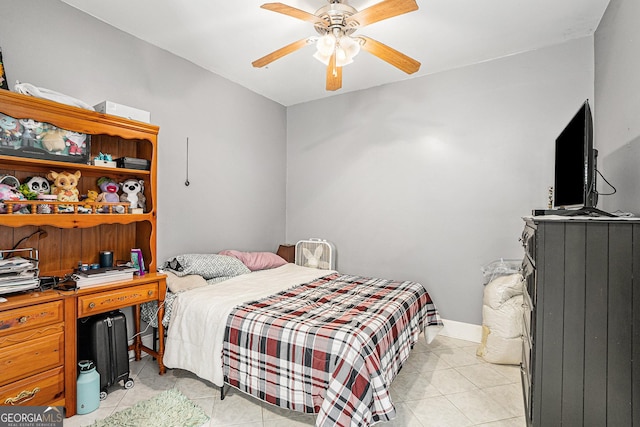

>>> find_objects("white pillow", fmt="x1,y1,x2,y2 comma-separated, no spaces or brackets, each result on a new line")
165,270,207,293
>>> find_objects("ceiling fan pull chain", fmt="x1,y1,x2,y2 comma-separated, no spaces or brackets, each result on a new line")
185,137,190,187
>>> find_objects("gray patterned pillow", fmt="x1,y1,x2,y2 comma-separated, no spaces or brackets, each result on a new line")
164,254,250,279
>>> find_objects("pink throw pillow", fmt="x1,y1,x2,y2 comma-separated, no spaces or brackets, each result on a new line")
218,250,287,271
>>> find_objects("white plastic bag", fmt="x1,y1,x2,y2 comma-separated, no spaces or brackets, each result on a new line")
480,258,522,285
477,261,525,365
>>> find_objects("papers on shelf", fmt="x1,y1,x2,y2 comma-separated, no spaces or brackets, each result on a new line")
0,256,38,274
72,266,137,288
0,254,40,295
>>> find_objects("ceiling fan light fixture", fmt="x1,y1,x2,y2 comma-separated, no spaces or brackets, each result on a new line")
316,33,336,56
314,33,359,67
313,50,332,65
338,35,360,60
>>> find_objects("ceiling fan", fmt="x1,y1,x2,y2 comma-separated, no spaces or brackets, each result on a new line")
252,0,421,91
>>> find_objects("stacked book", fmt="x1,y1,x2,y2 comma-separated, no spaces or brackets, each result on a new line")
72,266,138,288
0,252,40,295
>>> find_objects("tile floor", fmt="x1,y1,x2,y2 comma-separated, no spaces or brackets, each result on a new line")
64,335,526,427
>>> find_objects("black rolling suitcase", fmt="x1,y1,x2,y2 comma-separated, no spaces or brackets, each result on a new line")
78,310,134,400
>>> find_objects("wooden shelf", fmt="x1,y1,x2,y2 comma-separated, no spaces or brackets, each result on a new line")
0,154,151,178
0,212,154,228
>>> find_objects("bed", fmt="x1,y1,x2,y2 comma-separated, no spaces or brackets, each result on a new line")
154,253,443,427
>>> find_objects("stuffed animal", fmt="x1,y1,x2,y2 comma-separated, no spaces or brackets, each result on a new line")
96,177,119,203
64,131,87,156
19,176,51,200
41,128,67,153
120,179,146,212
0,113,22,147
0,183,27,213
96,177,124,213
47,170,81,212
82,189,99,209
18,119,44,148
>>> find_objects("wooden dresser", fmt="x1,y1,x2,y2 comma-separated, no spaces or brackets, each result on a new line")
0,291,75,408
521,217,640,426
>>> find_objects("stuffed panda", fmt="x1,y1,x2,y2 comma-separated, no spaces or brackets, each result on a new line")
22,176,51,197
120,178,146,212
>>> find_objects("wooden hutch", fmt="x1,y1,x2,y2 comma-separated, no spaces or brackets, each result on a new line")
0,90,166,417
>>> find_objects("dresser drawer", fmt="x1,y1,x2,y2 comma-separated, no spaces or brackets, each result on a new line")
521,223,536,261
0,329,64,384
78,282,159,317
0,366,64,407
522,330,532,380
522,289,533,342
0,301,63,338
521,363,532,423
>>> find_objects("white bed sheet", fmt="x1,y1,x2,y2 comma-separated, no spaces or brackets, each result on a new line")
163,263,335,386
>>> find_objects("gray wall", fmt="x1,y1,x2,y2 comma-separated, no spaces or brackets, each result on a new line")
0,0,287,264
595,0,640,215
1,1,599,326
286,38,595,324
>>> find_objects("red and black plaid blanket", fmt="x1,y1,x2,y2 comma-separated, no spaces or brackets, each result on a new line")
223,273,442,426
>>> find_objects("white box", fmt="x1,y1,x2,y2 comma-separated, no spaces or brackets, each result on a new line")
92,159,117,168
94,101,150,123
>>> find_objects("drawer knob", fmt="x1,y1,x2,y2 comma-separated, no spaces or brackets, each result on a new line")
88,302,95,309
18,316,28,324
5,387,40,405
148,290,153,296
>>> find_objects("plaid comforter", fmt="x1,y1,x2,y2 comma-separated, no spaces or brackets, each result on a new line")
223,273,442,426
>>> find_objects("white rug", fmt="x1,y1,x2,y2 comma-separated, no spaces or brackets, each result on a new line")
89,388,209,427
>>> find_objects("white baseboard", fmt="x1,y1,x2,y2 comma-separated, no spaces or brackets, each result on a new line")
438,318,482,343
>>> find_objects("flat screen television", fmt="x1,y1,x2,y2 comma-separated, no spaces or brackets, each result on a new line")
553,100,611,216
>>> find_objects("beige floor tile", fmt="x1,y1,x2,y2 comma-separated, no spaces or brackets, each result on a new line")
407,395,473,427
174,373,219,400
262,417,315,427
475,416,527,427
489,363,522,383
446,389,514,425
63,406,116,427
375,402,425,427
429,368,478,395
261,402,314,421
402,350,451,373
209,392,264,426
433,347,485,368
482,383,525,418
455,364,514,389
390,370,442,402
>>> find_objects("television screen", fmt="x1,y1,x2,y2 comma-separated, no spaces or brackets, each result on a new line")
553,100,595,209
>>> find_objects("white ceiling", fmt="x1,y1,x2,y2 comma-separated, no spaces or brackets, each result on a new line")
60,0,610,106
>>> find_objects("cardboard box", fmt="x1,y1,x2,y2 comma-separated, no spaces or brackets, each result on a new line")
94,101,150,123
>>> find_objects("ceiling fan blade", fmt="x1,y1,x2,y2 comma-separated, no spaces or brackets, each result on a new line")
326,52,342,91
261,3,327,27
252,38,310,68
346,0,418,28
358,36,420,74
